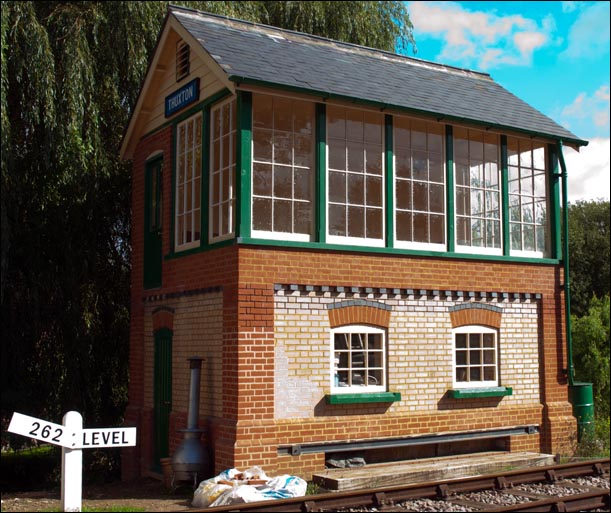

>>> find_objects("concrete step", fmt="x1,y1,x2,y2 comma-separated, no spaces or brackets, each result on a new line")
312,451,555,491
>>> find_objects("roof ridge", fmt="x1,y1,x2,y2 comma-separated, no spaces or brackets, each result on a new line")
168,4,492,81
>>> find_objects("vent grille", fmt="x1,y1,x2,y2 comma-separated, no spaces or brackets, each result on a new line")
176,40,190,82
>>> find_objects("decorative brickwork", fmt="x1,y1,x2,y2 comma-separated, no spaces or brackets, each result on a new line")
449,304,502,328
328,300,391,328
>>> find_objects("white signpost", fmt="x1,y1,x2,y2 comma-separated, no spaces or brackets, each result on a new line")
8,411,137,512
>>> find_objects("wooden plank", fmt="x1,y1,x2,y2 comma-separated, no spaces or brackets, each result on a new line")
313,452,555,491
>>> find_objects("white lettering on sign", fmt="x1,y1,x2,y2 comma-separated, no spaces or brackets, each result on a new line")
8,412,78,448
79,427,137,448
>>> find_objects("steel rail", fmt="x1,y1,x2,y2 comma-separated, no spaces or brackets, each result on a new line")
197,458,609,512
486,488,610,512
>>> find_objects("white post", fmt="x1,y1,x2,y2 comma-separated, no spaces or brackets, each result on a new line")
61,411,83,512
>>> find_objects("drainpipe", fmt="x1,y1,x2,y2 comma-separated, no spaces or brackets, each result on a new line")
557,140,574,386
558,141,595,441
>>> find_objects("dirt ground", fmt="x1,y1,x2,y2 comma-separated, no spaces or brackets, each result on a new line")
0,477,196,512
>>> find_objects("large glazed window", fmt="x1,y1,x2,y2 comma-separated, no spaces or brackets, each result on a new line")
175,113,202,251
453,325,499,388
394,117,445,250
331,325,386,393
454,128,501,254
327,105,384,246
507,137,549,257
209,98,236,242
251,93,315,240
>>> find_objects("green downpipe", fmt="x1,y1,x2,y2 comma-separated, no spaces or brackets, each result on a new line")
558,140,595,440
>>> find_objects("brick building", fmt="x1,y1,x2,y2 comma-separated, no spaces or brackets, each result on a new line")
119,5,588,481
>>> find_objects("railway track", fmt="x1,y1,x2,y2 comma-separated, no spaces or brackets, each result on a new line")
198,458,610,512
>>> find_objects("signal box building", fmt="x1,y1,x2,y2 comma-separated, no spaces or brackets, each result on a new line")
120,6,587,480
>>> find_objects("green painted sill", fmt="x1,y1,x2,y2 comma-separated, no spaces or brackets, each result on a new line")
326,392,401,404
449,387,513,399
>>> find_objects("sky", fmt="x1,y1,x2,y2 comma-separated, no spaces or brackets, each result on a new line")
404,1,610,203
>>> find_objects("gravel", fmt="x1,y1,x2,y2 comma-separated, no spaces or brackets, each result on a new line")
332,475,610,512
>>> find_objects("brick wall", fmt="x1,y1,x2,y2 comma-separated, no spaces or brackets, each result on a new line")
126,124,575,479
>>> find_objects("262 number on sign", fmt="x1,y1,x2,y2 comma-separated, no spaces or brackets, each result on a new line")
8,412,77,448
28,421,63,443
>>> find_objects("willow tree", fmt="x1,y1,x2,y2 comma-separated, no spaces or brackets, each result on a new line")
1,1,414,442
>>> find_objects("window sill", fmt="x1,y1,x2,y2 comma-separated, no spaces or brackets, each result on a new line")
449,387,513,399
326,392,401,404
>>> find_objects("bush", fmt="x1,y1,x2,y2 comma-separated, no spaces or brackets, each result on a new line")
574,416,610,459
0,445,61,491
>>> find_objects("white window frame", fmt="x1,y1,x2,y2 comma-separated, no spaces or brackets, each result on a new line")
251,93,315,242
174,112,202,251
507,137,549,258
326,105,385,248
452,325,499,389
393,115,447,252
331,325,386,394
209,97,236,243
453,128,503,256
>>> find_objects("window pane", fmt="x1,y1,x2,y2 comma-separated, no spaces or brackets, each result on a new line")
329,171,346,203
329,204,346,236
253,94,273,129
366,176,382,207
294,167,311,201
253,129,272,162
252,94,314,238
273,199,292,232
253,162,272,197
274,165,292,198
253,197,272,231
347,174,364,205
347,206,365,238
396,210,412,241
366,208,383,239
396,180,412,210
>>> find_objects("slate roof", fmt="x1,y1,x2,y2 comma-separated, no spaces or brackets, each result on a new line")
170,5,586,147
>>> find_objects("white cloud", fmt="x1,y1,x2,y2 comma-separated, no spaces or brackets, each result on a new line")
408,1,551,69
561,85,610,137
563,138,610,203
561,2,579,14
560,2,610,59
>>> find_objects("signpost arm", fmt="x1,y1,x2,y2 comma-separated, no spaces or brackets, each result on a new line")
61,411,83,512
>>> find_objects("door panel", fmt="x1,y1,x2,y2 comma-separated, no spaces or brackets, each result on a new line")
144,157,163,289
153,328,172,472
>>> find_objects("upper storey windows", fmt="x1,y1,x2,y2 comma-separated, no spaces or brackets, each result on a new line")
170,91,554,260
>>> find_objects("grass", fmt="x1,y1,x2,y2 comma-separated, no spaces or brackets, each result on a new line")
574,415,610,459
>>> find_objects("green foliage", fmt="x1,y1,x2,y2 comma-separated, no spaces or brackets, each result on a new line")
1,0,415,458
572,295,610,419
574,416,610,459
0,446,61,492
173,1,416,53
1,0,165,441
568,200,610,317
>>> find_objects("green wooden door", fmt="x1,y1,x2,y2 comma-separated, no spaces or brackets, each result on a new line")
144,157,163,289
153,328,172,472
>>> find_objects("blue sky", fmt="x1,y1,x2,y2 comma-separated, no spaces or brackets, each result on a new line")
404,1,610,203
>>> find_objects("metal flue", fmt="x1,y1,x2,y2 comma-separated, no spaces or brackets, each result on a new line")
171,356,211,487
